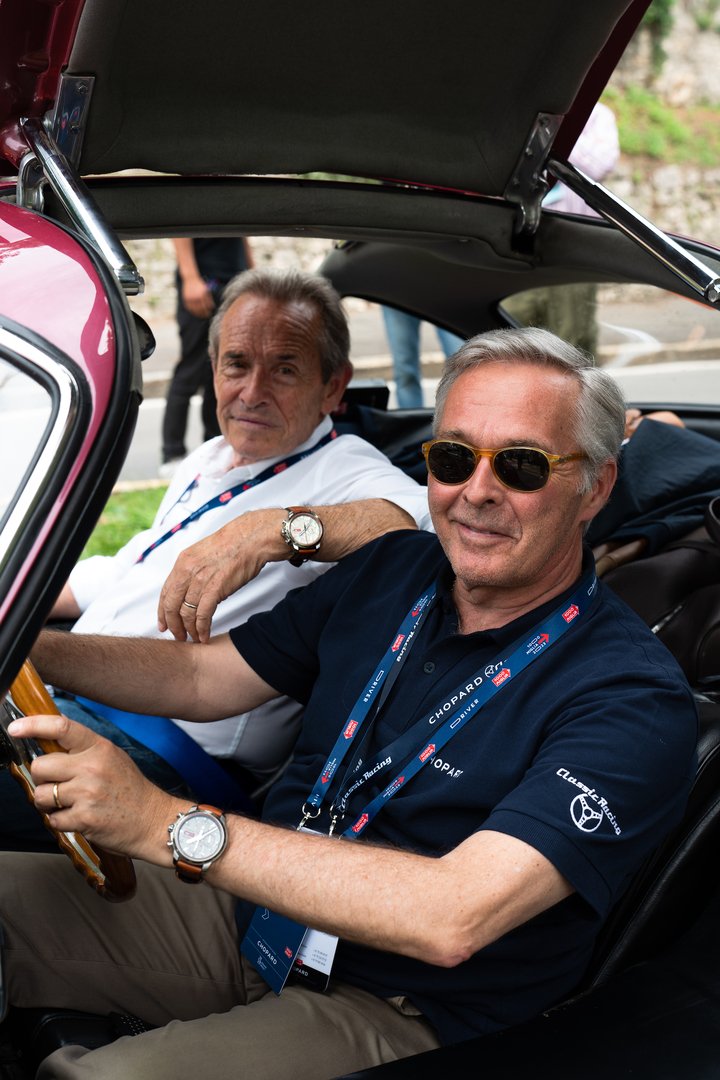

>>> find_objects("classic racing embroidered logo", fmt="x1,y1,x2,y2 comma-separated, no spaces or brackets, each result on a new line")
562,603,580,623
391,634,405,653
557,768,622,835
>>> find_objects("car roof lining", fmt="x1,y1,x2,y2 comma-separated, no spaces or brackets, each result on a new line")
65,0,638,192
48,174,720,341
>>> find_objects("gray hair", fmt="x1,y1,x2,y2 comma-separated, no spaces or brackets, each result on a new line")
208,268,351,382
433,326,626,494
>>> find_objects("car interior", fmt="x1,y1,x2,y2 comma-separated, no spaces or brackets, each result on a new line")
2,0,720,1076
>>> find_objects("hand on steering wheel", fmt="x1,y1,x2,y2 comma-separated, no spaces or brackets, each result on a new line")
1,660,136,902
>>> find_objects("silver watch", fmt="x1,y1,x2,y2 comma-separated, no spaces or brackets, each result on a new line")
167,804,228,884
281,506,324,566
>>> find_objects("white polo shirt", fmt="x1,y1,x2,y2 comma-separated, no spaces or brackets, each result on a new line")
68,417,431,773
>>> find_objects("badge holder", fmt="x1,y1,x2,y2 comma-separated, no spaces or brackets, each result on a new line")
241,908,338,995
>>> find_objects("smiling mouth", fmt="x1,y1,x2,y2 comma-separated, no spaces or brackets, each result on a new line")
455,519,516,542
229,414,273,428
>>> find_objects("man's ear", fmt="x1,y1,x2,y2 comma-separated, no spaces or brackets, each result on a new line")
321,362,353,415
582,458,618,525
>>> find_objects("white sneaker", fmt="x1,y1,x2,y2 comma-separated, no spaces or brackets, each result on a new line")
158,458,183,480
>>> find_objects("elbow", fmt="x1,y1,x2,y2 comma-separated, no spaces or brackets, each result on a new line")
421,928,478,969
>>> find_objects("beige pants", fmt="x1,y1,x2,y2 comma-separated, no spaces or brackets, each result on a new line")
1,853,440,1080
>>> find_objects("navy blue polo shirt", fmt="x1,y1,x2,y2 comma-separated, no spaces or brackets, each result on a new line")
230,530,697,1045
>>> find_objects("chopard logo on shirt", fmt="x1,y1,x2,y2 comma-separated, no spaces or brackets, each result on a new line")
557,768,622,835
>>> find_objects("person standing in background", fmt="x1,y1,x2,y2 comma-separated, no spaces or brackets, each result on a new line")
381,307,464,409
160,238,254,477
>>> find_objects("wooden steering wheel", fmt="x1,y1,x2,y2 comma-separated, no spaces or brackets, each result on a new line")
2,660,136,902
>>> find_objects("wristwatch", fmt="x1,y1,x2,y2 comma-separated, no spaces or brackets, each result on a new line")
167,804,228,884
281,506,324,566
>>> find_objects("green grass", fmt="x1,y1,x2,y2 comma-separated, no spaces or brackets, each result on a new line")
603,86,720,166
81,485,168,558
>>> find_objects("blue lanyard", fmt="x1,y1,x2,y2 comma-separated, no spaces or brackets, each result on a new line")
298,585,437,827
136,429,337,564
301,569,598,836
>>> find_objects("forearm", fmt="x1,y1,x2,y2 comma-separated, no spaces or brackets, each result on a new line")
48,582,82,621
308,499,416,562
159,499,417,642
172,237,201,282
144,814,566,967
224,499,416,568
31,630,199,715
29,629,269,722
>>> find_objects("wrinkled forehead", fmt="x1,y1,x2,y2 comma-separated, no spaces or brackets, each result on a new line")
437,362,581,448
222,293,321,335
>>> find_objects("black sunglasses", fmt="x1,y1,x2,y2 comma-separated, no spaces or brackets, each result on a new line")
422,439,585,493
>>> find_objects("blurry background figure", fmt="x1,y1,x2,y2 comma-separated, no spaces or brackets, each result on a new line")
381,307,464,408
507,102,619,355
543,101,620,216
160,238,254,477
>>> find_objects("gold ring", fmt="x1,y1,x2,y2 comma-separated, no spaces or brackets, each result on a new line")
52,782,62,810
182,600,198,611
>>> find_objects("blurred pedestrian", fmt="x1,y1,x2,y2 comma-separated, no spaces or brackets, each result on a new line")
381,307,464,408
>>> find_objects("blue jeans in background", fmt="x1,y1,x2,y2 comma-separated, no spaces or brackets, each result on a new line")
381,308,464,408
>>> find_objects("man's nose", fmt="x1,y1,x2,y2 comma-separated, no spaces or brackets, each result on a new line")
239,366,269,406
461,455,504,504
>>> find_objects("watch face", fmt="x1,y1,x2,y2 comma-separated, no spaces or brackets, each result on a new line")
176,811,226,863
288,513,322,549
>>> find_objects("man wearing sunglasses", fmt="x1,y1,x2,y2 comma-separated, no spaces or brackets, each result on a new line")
3,327,697,1080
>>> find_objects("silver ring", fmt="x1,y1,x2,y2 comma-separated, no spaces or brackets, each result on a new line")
182,600,199,611
52,782,62,810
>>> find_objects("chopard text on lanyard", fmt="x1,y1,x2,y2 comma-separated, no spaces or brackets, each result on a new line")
135,428,337,564
241,568,598,994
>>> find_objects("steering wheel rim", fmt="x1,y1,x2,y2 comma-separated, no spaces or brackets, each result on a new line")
3,660,136,902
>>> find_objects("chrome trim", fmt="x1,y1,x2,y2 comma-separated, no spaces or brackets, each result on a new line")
16,152,45,212
46,74,96,170
548,157,720,305
19,117,144,296
0,328,83,577
505,112,563,234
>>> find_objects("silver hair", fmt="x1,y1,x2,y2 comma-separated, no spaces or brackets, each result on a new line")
208,267,351,382
433,326,626,494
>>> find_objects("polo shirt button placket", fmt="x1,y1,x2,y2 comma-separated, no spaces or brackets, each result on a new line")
423,661,436,674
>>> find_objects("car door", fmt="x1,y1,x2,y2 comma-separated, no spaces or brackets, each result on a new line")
0,199,143,697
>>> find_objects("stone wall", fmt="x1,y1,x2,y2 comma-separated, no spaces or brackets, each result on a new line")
126,236,336,322
614,1,720,106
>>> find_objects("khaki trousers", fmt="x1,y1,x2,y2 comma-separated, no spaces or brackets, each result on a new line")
1,853,440,1079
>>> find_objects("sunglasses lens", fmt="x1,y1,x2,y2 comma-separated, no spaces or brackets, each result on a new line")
494,448,549,492
427,442,476,484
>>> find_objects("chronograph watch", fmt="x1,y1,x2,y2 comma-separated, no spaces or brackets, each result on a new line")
167,804,229,884
281,506,324,566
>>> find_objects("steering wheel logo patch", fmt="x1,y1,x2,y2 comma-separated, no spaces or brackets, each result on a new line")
570,793,603,832
557,768,622,836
